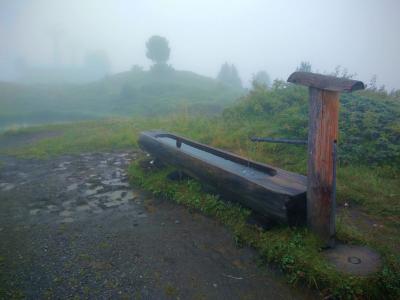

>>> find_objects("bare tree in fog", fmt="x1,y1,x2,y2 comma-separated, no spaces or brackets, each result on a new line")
296,61,312,73
217,63,242,89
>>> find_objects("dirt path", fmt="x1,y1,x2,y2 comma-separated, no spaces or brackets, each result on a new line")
0,146,314,299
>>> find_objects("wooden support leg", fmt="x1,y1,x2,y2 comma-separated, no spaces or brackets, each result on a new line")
307,87,339,247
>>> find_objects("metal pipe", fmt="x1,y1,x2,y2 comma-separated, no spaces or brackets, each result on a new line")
250,136,307,145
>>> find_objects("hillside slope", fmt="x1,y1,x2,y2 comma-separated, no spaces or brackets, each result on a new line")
0,68,243,129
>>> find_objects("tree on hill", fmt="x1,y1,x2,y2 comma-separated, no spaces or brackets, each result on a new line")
296,61,312,73
146,35,170,65
217,62,242,88
253,71,271,88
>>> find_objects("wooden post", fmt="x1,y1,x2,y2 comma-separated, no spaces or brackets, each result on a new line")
287,72,364,247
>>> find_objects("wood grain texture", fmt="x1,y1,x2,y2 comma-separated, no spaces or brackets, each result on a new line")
307,88,339,246
288,72,364,92
138,131,307,225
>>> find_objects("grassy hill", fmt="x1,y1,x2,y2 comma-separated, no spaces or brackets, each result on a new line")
0,67,244,130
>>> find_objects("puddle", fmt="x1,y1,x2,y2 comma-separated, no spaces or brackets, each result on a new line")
1,151,141,223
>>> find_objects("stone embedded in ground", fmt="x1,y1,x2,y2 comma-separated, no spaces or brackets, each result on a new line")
0,183,15,191
66,183,78,192
76,205,91,212
101,179,129,187
88,199,100,207
92,208,104,214
47,205,59,212
103,201,121,208
323,244,382,276
84,186,103,196
60,210,73,217
29,209,41,216
62,199,76,208
60,217,74,223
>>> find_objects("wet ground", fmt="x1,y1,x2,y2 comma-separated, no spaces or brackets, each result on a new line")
0,146,314,299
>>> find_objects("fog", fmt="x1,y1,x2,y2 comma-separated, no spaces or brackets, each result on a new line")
1,0,399,89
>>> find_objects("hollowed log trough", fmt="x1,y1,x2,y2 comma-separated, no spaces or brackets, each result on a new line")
138,131,307,225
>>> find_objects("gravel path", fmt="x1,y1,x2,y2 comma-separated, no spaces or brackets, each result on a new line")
0,148,314,299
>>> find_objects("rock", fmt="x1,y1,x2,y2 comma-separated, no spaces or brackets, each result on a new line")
66,183,78,192
29,209,41,216
47,205,59,212
59,210,73,217
60,217,74,223
0,183,15,191
103,201,121,208
76,205,90,212
92,208,104,214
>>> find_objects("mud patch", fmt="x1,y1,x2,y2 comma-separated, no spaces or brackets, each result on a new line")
0,151,143,225
0,150,314,299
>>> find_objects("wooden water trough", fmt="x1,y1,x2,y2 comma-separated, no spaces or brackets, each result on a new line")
138,131,307,225
139,72,365,247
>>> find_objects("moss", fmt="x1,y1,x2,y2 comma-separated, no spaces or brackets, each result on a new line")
164,283,179,298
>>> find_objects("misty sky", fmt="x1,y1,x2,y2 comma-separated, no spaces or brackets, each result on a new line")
1,0,399,89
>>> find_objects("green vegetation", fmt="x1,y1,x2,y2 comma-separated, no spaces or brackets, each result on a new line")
0,68,243,130
146,35,171,65
129,155,398,299
0,119,137,158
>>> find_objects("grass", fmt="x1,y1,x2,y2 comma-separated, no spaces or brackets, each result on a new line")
0,118,138,158
0,68,243,130
0,116,399,298
128,156,398,299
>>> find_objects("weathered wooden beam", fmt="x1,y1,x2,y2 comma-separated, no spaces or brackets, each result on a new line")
307,88,339,247
139,131,307,225
287,72,365,247
288,72,364,92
